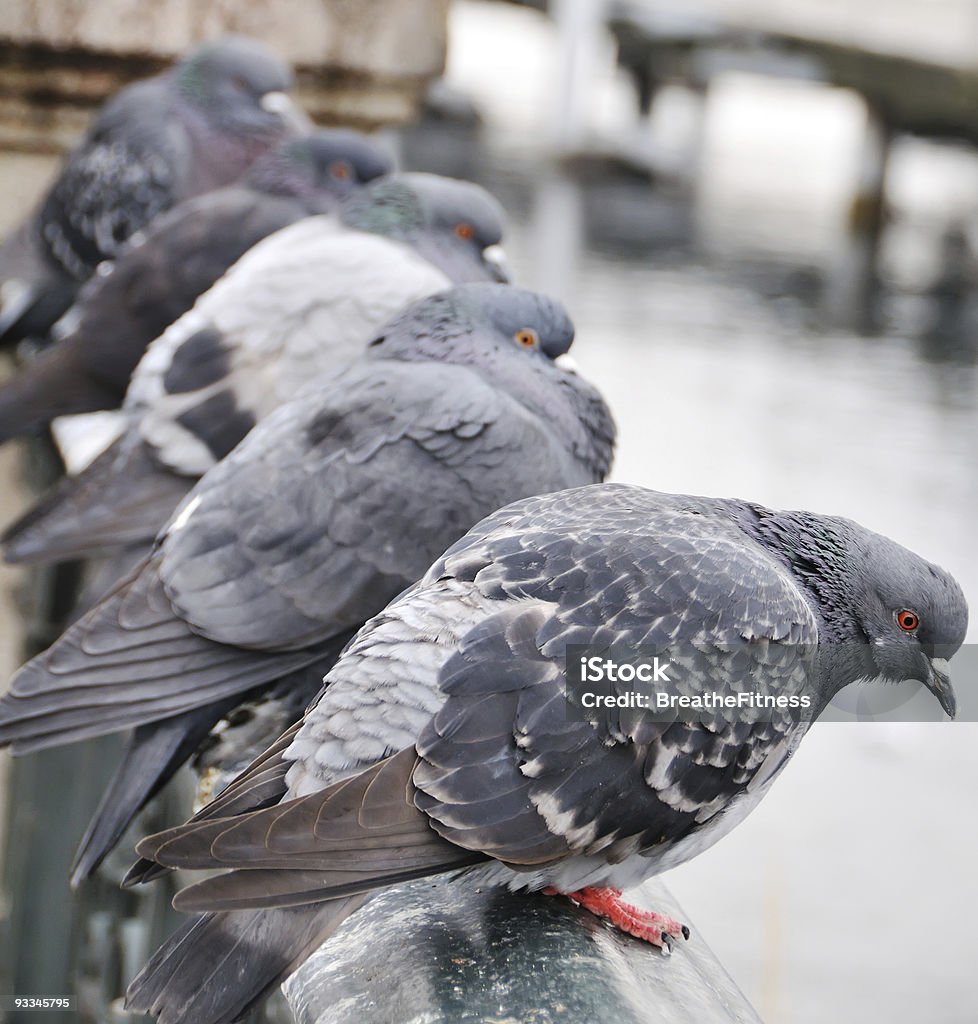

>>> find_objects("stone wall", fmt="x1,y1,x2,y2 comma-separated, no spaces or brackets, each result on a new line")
0,0,450,150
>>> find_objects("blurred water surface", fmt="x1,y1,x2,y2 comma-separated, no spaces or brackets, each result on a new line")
402,3,978,1022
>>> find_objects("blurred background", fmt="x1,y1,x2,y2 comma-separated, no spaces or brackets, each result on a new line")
0,0,976,1021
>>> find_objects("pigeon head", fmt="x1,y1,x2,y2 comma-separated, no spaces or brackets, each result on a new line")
175,36,305,138
244,130,393,208
367,283,574,366
366,284,613,479
341,173,509,283
848,529,968,717
751,509,969,718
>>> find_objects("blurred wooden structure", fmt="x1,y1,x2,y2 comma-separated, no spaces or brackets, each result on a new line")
606,2,978,144
500,0,978,329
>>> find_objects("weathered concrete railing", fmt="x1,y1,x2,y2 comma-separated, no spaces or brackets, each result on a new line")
284,874,762,1024
0,0,449,151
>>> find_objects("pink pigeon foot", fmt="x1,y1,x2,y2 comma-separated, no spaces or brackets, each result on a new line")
543,885,691,952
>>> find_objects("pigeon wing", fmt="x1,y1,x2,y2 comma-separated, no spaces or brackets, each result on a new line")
130,220,451,476
56,183,312,398
1,224,454,555
37,80,186,279
2,427,193,563
156,360,562,651
410,488,821,867
0,359,572,752
0,555,339,753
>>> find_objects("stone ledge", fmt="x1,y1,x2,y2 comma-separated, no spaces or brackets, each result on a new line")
0,0,449,148
284,874,761,1024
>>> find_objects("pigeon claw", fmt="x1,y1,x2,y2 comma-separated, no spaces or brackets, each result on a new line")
543,885,690,951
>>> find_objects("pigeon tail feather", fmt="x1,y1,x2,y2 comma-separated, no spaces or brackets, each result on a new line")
69,696,242,887
3,431,189,563
0,342,118,443
125,900,365,1024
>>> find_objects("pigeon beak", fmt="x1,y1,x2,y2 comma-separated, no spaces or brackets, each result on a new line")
924,657,957,719
481,244,511,283
260,91,312,134
554,354,580,374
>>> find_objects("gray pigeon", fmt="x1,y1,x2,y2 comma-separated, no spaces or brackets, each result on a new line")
124,482,968,1024
0,284,615,884
0,130,392,441
2,173,510,565
0,35,304,346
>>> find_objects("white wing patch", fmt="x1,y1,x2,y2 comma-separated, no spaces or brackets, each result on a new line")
168,494,201,533
283,580,502,797
123,217,452,477
50,411,128,474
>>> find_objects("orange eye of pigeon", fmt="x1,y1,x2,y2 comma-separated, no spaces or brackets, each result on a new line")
515,328,538,348
330,161,352,180
455,222,475,241
897,609,920,632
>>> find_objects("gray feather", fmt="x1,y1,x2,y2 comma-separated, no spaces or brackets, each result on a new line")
0,36,299,347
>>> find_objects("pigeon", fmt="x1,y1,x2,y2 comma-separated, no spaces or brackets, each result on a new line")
0,130,393,440
0,283,615,885
0,35,304,347
1,173,510,565
123,481,968,1024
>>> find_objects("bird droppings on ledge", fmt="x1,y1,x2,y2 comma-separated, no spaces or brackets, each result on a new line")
284,875,762,1024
